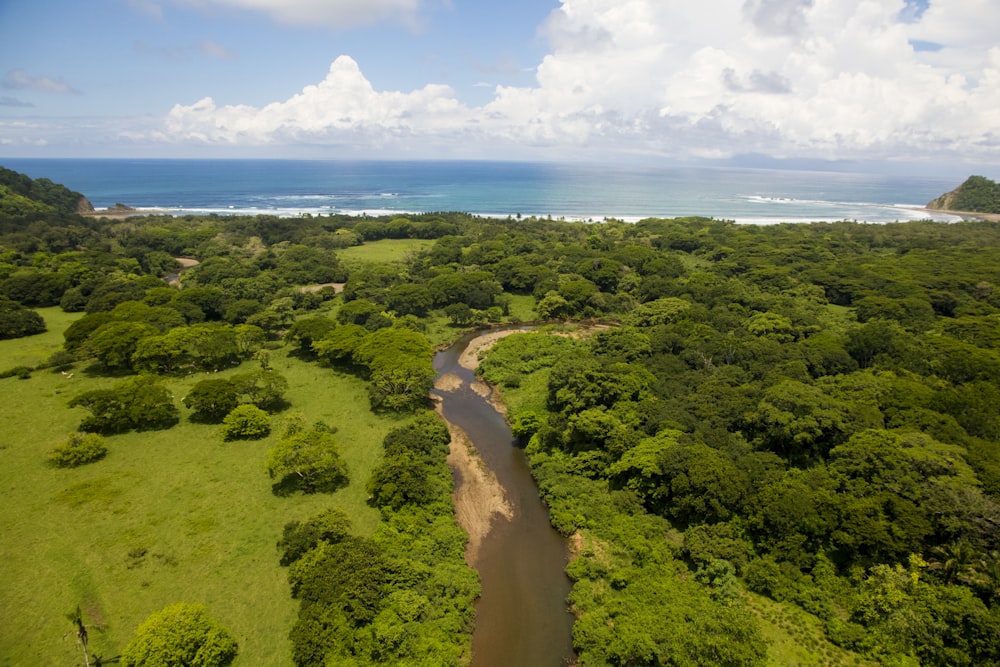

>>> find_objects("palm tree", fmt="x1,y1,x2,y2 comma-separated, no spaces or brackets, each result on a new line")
928,541,977,585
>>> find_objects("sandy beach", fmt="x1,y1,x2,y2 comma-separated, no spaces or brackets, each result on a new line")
83,207,171,219
911,207,1000,222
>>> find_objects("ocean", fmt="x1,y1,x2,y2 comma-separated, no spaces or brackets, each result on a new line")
0,158,965,224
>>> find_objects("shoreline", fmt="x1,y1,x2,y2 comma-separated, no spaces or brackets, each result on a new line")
75,204,980,224
914,207,1000,222
83,207,171,219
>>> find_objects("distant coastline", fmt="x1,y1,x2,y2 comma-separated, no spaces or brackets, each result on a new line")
4,157,973,224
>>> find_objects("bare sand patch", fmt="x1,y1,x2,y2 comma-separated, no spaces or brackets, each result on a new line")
458,329,528,370
435,373,464,392
441,412,513,564
298,282,345,294
174,257,200,268
442,323,614,563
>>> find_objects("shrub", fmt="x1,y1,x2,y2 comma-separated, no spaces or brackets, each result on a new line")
220,404,271,441
0,365,33,379
121,602,237,667
49,432,107,467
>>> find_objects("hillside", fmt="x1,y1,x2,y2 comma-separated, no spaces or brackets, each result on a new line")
927,174,1000,215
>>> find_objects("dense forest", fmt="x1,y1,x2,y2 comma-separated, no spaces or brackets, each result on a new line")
2,166,1000,666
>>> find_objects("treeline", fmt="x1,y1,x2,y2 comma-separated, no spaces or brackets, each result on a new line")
281,414,477,666
4,166,1000,665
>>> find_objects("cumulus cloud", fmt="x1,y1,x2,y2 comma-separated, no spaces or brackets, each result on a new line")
166,56,471,146
2,69,80,95
187,0,423,31
161,0,1000,163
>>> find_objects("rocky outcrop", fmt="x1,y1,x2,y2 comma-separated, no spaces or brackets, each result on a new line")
75,196,95,215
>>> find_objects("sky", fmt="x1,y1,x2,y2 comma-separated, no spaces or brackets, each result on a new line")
0,0,998,172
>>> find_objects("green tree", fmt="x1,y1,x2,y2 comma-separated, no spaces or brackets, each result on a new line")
277,508,353,566
121,602,237,667
266,422,349,494
230,369,289,412
69,376,179,434
86,320,158,371
220,404,270,441
183,378,239,423
284,316,336,356
0,298,46,339
312,323,368,366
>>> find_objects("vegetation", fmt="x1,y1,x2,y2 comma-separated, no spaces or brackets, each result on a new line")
265,419,348,494
928,175,1000,214
0,297,46,338
282,414,477,666
48,432,108,468
3,167,1000,665
220,404,271,441
121,602,238,667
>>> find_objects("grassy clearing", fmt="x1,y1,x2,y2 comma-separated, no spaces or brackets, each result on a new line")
0,312,401,666
505,294,537,322
745,593,874,667
337,238,435,265
0,306,79,369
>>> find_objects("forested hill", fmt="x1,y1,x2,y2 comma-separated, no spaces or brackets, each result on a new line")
0,165,93,223
927,174,1000,214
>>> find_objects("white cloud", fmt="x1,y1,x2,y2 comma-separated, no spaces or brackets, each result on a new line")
160,0,1000,163
185,0,423,31
2,69,80,95
165,56,471,146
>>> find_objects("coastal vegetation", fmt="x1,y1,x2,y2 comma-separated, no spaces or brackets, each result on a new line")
2,167,1000,665
927,174,1000,215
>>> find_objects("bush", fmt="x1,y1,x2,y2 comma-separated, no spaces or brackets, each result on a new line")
0,365,33,379
220,404,271,441
121,602,237,667
48,433,107,467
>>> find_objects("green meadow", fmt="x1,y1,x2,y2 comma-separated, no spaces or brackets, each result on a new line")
0,310,404,666
336,237,435,265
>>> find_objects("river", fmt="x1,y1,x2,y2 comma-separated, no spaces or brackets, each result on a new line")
433,330,576,667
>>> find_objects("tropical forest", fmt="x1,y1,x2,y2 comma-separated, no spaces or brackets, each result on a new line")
2,166,1000,667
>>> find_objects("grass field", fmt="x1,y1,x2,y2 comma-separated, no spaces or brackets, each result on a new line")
0,310,405,666
336,238,435,265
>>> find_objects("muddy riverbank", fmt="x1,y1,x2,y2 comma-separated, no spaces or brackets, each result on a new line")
434,329,576,667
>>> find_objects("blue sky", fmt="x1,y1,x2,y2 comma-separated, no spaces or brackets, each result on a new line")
1,0,998,172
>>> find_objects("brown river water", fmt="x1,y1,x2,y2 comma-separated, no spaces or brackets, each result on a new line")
433,331,576,667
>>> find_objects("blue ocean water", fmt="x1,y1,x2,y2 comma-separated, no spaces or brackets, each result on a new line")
1,158,964,224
